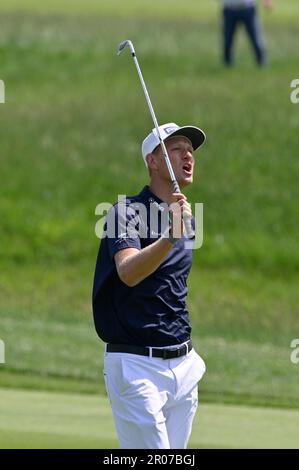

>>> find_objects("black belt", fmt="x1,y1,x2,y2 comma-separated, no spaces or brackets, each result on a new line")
106,340,192,360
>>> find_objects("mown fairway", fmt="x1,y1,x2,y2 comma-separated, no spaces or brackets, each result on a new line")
1,388,299,449
0,0,298,448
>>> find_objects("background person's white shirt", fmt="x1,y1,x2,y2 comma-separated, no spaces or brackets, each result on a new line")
221,0,255,7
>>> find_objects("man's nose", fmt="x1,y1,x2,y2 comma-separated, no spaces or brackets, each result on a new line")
183,149,193,159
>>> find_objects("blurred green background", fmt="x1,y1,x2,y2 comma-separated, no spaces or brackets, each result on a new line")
0,0,298,448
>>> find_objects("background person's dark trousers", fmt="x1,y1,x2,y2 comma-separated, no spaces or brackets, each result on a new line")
223,5,266,66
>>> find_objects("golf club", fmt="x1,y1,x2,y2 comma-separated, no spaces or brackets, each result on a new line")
117,39,195,240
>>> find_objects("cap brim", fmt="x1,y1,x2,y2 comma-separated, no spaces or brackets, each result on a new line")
166,126,206,151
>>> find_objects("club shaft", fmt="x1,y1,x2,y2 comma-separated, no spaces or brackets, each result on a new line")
122,42,195,240
131,54,177,184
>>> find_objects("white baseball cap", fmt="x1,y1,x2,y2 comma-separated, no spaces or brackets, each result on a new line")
141,122,206,166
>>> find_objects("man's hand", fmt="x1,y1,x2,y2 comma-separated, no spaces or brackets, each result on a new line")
168,193,192,241
263,0,273,10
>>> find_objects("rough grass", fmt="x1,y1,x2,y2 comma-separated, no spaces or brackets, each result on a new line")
1,264,298,408
0,13,298,270
0,0,298,25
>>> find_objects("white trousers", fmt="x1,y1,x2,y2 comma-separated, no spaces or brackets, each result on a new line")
103,346,206,449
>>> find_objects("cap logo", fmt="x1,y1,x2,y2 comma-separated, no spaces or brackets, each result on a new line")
163,126,178,135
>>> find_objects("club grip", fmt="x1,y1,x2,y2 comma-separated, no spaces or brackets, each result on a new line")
183,216,195,240
172,180,195,240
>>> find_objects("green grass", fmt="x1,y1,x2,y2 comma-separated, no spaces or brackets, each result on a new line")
0,0,298,435
0,0,298,25
0,388,116,449
0,388,299,449
0,12,298,270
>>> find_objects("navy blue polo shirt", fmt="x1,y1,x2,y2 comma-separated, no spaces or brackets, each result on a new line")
92,185,195,347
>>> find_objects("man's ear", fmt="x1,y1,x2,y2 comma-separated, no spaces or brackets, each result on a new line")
146,153,159,171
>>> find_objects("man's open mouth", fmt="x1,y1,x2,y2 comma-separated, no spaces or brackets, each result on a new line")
182,163,192,174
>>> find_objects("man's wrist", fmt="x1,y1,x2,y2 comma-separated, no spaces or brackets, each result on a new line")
161,226,180,245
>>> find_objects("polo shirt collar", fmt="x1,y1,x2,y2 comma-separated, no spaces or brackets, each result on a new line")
138,185,165,206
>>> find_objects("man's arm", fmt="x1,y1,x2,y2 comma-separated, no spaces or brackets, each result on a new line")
115,237,173,287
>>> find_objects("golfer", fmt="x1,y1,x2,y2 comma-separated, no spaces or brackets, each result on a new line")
92,123,206,449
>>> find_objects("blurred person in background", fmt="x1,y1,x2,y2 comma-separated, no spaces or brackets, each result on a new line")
220,0,273,66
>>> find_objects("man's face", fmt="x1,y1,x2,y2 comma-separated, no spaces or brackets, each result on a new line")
150,136,195,188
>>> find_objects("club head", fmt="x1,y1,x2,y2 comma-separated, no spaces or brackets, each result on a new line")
117,39,135,56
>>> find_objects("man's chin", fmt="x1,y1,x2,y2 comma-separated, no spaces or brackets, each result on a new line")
178,176,193,188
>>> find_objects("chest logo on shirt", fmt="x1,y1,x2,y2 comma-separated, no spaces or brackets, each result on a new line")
148,198,166,212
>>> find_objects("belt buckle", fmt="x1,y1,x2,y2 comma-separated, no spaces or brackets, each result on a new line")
176,348,182,358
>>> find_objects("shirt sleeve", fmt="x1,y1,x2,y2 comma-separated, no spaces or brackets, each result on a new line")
105,201,142,260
